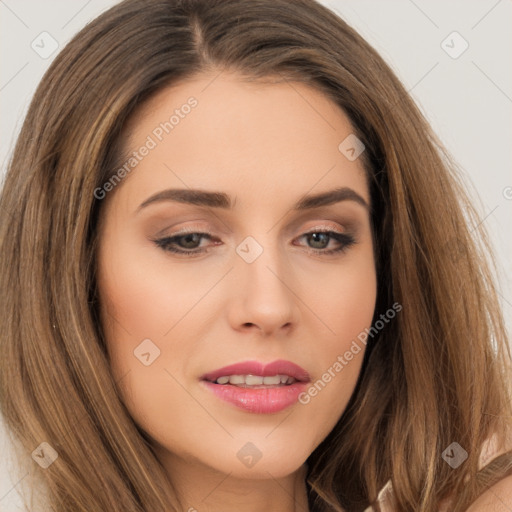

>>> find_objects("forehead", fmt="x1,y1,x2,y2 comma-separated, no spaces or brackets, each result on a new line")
111,72,369,211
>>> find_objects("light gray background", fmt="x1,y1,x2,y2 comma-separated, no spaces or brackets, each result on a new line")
1,1,511,509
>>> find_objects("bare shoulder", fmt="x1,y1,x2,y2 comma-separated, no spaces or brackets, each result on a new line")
465,474,512,511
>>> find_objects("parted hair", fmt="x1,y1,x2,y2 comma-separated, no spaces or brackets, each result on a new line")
1,0,511,510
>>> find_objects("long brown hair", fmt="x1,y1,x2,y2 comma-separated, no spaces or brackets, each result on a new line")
1,0,511,510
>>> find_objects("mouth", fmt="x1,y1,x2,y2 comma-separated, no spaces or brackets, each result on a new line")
200,359,310,414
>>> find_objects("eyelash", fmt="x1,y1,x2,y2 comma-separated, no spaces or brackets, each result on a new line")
151,228,356,257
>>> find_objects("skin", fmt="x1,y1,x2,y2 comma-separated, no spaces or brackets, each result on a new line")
465,476,512,511
96,72,377,512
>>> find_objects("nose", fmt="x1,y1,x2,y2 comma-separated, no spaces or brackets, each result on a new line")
227,240,300,337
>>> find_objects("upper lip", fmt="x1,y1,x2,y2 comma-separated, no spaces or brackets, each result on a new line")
201,359,311,383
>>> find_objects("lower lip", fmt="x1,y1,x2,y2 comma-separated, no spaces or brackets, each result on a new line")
201,380,308,414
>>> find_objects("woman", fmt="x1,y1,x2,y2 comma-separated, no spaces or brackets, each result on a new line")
0,0,511,510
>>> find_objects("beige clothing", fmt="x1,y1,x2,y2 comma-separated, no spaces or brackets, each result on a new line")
363,434,506,511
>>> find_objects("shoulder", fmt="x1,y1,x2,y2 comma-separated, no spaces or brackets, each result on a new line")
465,431,512,511
464,473,512,511
367,434,512,512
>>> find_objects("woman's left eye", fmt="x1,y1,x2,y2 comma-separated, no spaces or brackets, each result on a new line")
152,230,356,257
297,230,356,255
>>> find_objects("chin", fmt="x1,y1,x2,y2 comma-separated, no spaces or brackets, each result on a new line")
223,459,306,480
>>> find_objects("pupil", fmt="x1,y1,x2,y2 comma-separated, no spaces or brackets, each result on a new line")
181,234,200,248
309,232,328,249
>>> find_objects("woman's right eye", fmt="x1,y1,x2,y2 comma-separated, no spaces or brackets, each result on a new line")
152,232,215,256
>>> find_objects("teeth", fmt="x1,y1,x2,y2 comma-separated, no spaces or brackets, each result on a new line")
229,375,245,385
246,375,263,385
263,375,281,385
214,374,297,386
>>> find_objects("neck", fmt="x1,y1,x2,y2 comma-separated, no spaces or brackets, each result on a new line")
158,450,310,512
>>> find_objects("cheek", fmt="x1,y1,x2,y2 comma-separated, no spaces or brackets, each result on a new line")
95,229,217,433
95,250,197,445
297,244,377,345
293,251,376,441
96,224,210,345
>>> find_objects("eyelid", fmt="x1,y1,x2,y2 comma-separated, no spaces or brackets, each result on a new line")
155,224,216,238
168,226,215,235
302,223,345,233
163,223,348,240
156,217,353,239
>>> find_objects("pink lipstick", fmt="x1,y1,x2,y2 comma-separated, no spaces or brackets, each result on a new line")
200,359,310,414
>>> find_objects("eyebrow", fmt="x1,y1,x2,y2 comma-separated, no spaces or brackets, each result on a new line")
136,186,369,212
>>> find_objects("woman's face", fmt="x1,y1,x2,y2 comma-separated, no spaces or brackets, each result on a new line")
96,72,377,484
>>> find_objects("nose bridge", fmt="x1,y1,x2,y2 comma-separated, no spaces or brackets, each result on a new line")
230,231,298,334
